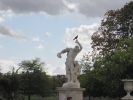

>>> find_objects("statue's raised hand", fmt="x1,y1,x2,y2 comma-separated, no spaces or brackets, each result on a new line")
57,53,62,58
75,39,79,43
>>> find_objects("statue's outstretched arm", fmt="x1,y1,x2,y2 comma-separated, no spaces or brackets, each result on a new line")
75,40,82,50
60,48,70,54
57,48,70,58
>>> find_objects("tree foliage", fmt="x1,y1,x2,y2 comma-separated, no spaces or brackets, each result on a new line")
0,58,52,100
81,38,133,97
91,1,133,56
19,58,51,100
81,1,133,98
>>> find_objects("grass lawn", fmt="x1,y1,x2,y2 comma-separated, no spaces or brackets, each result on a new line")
24,95,58,100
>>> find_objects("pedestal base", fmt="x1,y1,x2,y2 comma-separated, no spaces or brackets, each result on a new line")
121,95,133,100
57,87,85,100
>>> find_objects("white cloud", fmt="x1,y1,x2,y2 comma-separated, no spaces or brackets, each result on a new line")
0,24,27,40
69,0,131,17
63,0,78,12
0,10,15,18
0,59,16,73
37,44,44,49
0,16,5,22
44,32,51,37
0,45,3,49
0,0,66,15
45,63,65,75
64,23,99,59
32,37,40,42
0,25,16,37
31,37,46,49
0,0,130,17
64,23,99,47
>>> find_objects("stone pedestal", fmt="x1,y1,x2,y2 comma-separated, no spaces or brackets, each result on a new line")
121,79,133,100
57,87,85,100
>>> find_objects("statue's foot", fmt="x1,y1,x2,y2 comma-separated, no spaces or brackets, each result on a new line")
62,82,80,88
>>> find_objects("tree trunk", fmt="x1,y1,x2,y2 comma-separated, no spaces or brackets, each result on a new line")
28,94,31,100
89,96,91,100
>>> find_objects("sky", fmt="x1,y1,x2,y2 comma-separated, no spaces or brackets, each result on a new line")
0,0,131,75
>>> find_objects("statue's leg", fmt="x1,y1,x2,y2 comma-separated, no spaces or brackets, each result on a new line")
73,72,76,83
67,69,71,82
66,63,71,82
70,63,75,82
73,61,81,83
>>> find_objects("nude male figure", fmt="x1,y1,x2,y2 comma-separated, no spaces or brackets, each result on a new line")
57,39,82,83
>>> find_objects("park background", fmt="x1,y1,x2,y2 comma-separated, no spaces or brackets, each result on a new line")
0,0,133,100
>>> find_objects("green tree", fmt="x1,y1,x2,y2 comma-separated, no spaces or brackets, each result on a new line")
82,1,133,98
19,58,50,100
82,38,133,98
52,75,66,90
0,67,20,100
91,1,133,56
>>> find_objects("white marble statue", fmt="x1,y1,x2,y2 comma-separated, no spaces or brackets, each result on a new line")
57,39,82,88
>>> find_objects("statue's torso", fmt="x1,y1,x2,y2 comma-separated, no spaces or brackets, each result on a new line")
66,48,80,63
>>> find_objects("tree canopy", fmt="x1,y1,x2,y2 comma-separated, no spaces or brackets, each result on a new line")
91,1,133,56
81,1,133,98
